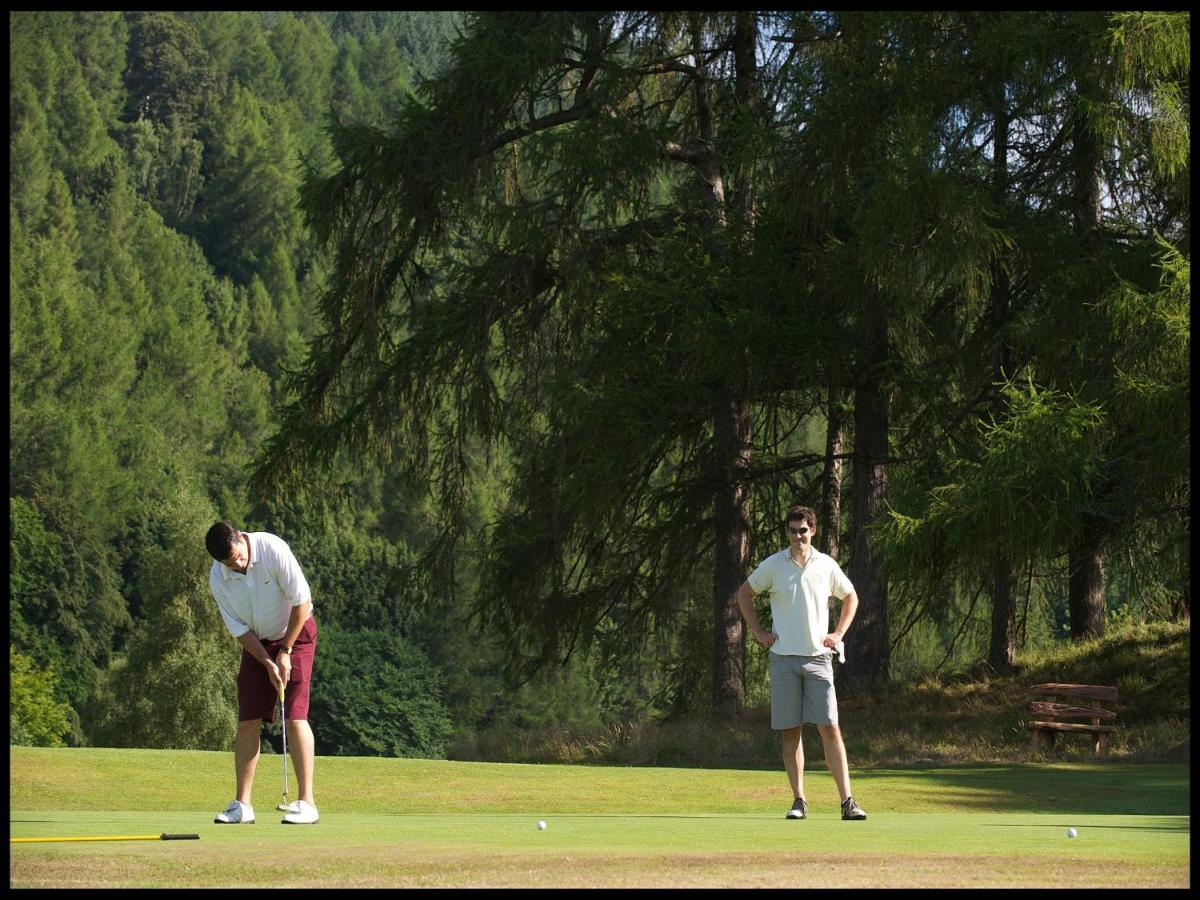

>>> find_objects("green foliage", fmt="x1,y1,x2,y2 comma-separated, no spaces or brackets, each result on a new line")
87,594,240,751
8,10,1188,755
309,623,454,758
123,12,218,131
9,650,74,747
1098,242,1190,512
86,484,241,749
9,497,63,650
9,10,468,749
8,491,132,720
885,377,1107,574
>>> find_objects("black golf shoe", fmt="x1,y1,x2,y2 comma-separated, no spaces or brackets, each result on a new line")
841,796,867,820
786,797,808,819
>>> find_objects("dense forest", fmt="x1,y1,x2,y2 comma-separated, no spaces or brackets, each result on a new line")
10,12,1189,756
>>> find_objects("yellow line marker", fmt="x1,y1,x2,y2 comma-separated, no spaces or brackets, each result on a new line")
12,833,199,843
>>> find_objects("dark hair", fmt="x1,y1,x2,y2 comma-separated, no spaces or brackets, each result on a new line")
785,505,816,529
205,521,240,561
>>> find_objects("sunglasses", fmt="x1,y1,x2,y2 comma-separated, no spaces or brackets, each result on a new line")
787,525,811,537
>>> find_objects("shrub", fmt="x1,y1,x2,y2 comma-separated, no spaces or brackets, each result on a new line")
309,623,453,758
10,650,73,747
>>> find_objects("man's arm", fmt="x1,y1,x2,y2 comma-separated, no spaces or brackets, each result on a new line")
822,590,858,648
274,600,312,686
238,631,284,694
735,582,777,648
280,600,312,648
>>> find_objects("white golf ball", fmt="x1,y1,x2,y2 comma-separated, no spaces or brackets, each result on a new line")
536,820,547,830
1066,827,1077,838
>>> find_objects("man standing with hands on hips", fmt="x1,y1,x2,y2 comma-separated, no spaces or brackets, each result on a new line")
206,521,320,825
734,505,868,821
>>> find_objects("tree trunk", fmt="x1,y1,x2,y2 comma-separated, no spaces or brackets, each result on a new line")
986,70,1017,670
988,551,1017,669
846,302,890,685
820,383,845,561
1068,517,1105,640
712,395,752,711
1064,49,1106,641
698,15,754,712
1176,522,1190,619
732,11,758,240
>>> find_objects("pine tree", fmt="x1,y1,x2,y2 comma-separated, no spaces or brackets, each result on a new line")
259,12,851,709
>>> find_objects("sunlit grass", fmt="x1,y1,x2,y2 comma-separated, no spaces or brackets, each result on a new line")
10,746,1189,817
8,750,1190,888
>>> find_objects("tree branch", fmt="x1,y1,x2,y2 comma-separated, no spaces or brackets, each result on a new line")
771,28,843,45
664,139,713,165
486,100,595,154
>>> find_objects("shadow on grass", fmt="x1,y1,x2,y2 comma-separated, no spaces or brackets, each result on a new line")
851,764,1189,816
984,822,1190,833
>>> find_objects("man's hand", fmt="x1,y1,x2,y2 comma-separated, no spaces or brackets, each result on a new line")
268,658,287,696
753,628,778,648
276,651,292,685
821,631,843,650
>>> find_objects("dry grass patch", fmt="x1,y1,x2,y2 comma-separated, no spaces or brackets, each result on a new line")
10,847,1189,889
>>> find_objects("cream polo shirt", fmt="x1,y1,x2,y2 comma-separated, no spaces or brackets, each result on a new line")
209,532,312,641
746,547,854,657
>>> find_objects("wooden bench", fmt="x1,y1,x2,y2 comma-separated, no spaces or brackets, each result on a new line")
1027,683,1118,756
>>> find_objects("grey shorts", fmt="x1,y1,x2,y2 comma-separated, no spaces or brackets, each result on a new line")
770,652,839,729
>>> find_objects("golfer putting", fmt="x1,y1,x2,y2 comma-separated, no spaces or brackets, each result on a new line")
734,505,867,821
205,522,320,825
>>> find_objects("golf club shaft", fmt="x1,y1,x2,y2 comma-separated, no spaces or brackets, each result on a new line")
281,685,289,803
12,834,199,843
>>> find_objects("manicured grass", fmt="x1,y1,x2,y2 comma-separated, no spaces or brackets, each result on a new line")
9,747,1190,888
9,808,1190,888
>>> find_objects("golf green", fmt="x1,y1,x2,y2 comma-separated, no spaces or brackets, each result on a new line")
9,748,1189,888
9,809,1188,888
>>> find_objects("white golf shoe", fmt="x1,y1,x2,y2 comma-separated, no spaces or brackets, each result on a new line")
213,800,255,824
280,799,319,825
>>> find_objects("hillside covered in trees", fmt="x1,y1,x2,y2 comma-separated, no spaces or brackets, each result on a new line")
10,12,1189,757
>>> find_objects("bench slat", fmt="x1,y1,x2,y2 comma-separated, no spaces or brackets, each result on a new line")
1027,721,1117,734
1029,700,1116,720
1030,683,1117,703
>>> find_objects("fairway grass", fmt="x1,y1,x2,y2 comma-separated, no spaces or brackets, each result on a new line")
9,747,1190,888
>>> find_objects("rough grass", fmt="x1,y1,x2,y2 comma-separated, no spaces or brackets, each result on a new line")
450,620,1190,768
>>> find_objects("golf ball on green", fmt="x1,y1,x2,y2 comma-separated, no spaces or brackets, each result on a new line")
1066,827,1077,838
537,820,547,830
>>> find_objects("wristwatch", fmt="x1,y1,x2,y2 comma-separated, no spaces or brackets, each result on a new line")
280,646,292,654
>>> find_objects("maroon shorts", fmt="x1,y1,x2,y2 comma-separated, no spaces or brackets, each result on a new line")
237,616,317,722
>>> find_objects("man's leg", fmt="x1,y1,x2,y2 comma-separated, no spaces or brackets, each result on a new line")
781,725,805,799
287,717,316,805
817,723,851,802
235,718,262,804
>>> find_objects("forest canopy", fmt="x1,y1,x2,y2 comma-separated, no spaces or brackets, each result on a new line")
10,11,1189,753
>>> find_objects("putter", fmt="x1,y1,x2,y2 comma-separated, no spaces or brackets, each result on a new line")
276,684,292,813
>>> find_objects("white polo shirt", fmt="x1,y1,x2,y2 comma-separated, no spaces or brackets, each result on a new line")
746,547,854,657
209,532,312,641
